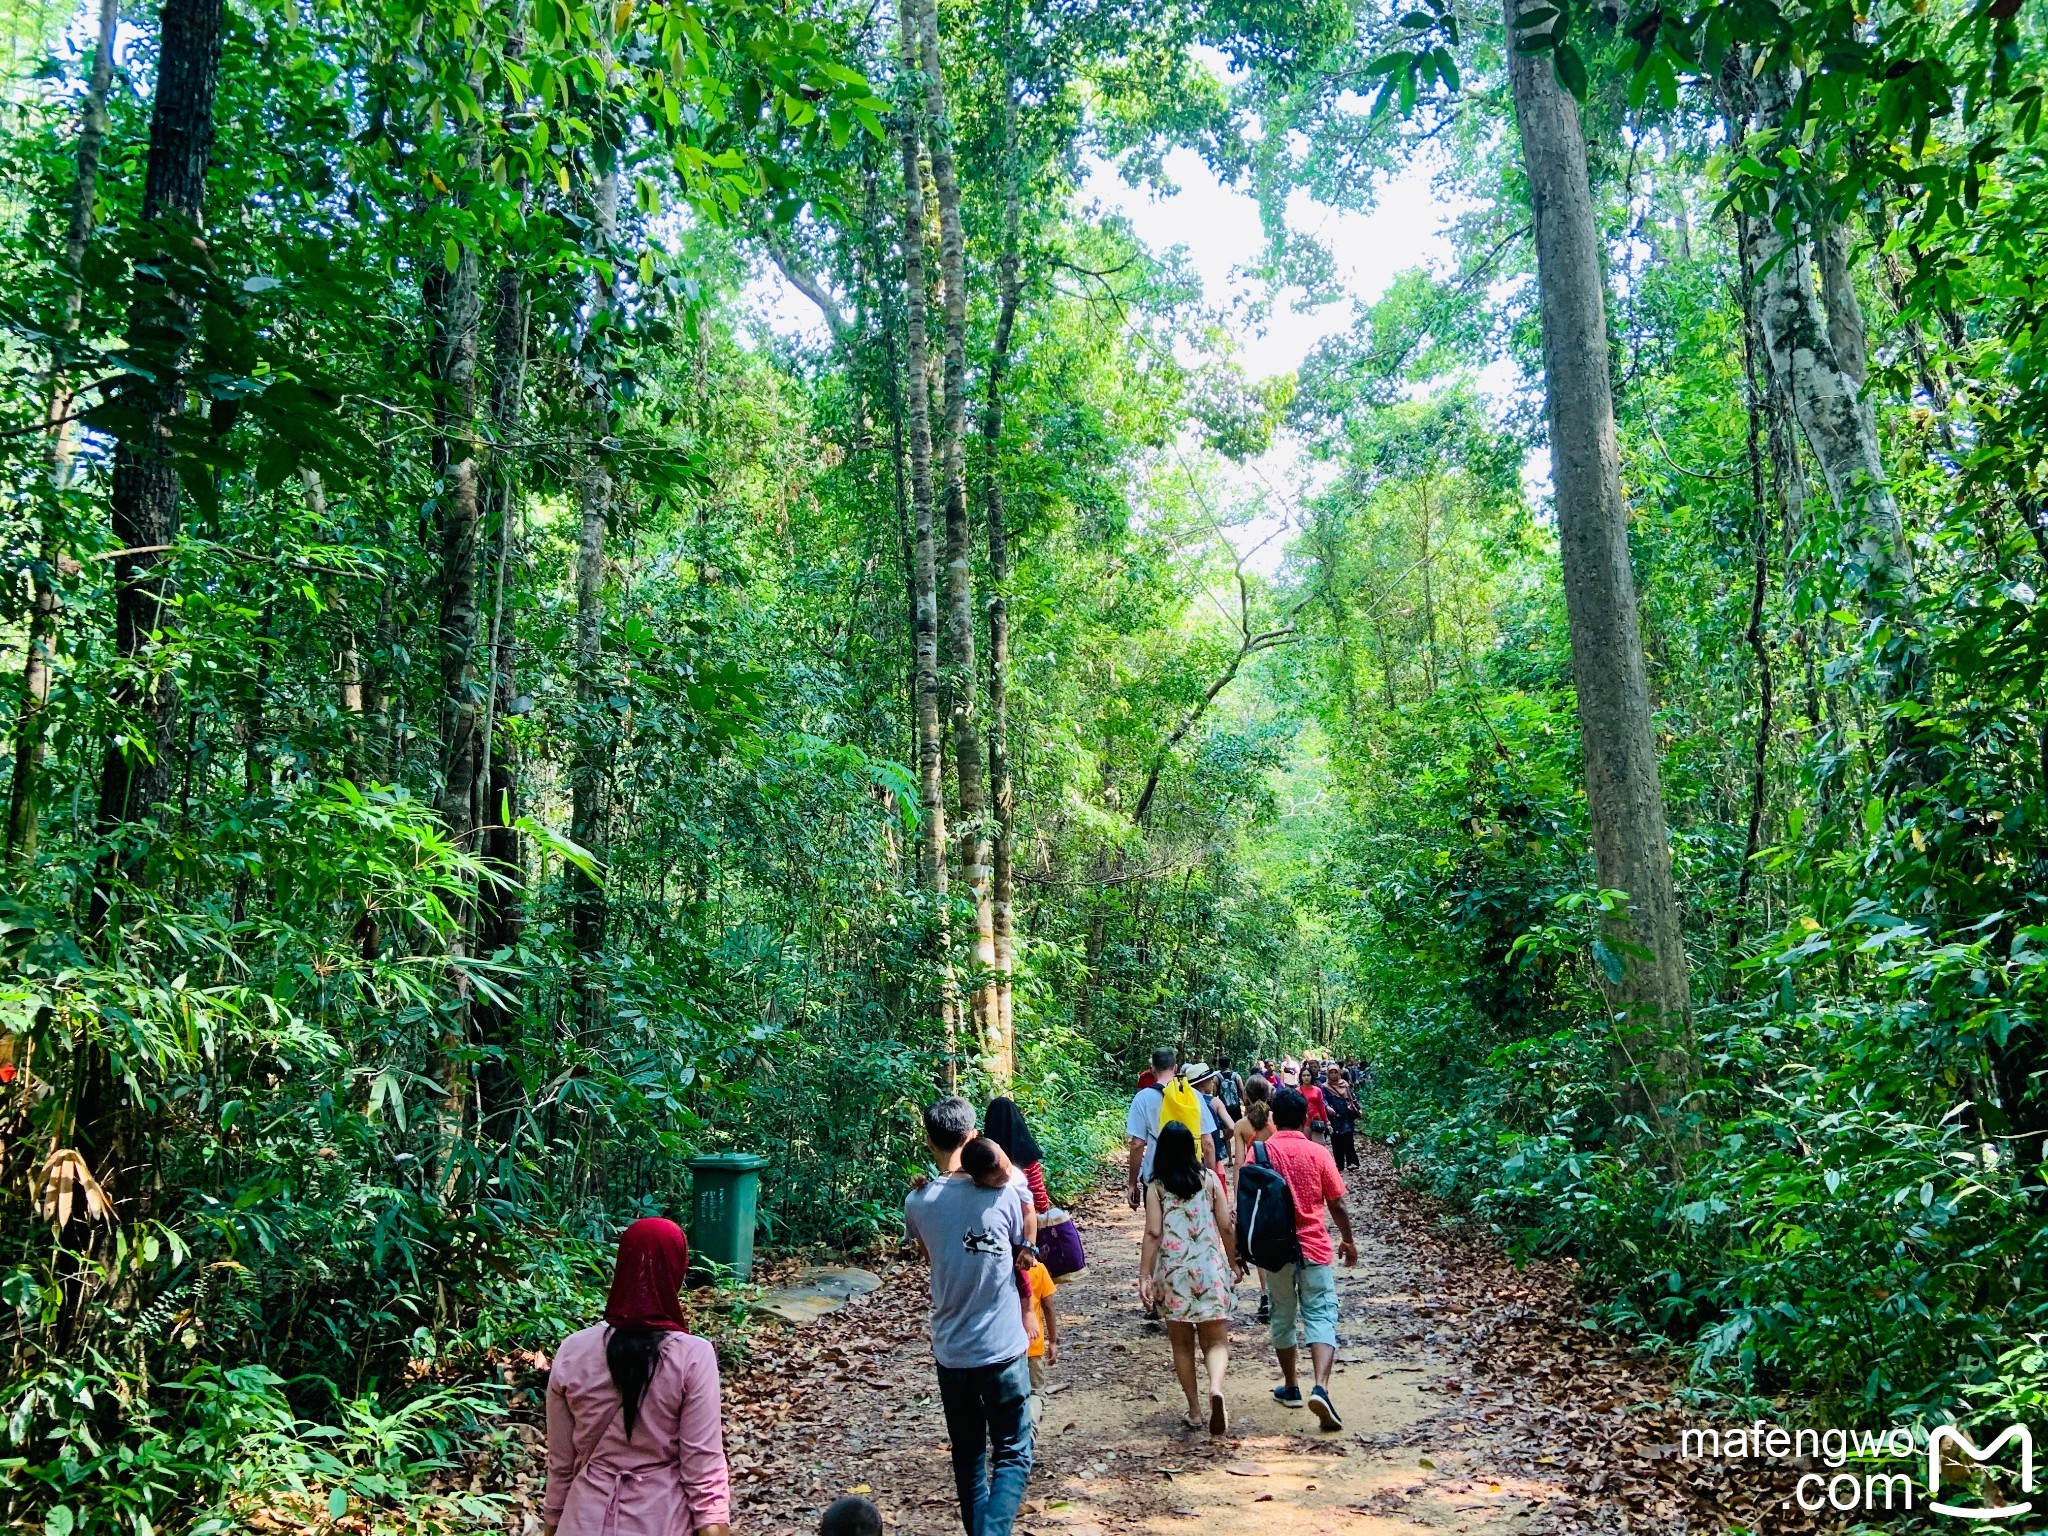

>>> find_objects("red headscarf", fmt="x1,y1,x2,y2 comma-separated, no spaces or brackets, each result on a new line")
604,1218,691,1332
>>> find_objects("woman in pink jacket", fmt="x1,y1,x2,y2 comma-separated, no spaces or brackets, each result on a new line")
544,1218,733,1536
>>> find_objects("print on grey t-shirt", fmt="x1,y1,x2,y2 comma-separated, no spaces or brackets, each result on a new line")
903,1177,1030,1370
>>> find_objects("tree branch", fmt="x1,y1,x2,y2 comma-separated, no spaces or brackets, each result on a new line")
753,219,851,342
1129,573,1301,827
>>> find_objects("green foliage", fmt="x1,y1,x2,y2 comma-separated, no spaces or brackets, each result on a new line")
7,0,2048,1513
0,1353,505,1536
0,0,1358,1523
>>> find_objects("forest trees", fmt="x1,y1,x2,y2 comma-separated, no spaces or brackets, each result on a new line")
1261,0,2048,1427
8,0,2048,1521
897,0,953,1063
0,0,1347,1521
75,0,231,1225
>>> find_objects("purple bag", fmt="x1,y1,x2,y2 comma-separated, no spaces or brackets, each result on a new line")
1039,1217,1086,1279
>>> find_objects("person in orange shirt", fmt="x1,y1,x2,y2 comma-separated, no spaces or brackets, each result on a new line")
1024,1258,1058,1422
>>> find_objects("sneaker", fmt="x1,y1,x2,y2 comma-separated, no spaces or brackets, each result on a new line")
1272,1383,1304,1409
1308,1385,1342,1432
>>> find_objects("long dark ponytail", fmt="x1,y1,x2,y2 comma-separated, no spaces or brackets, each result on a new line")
606,1327,665,1438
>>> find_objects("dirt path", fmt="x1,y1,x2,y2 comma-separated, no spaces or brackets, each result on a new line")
715,1148,1828,1536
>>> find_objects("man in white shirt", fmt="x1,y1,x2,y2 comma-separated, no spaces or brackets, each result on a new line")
1124,1047,1219,1208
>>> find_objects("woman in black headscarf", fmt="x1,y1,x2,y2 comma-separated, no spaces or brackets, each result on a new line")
983,1096,1051,1215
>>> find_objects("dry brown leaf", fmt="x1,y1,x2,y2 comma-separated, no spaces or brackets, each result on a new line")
30,1146,112,1227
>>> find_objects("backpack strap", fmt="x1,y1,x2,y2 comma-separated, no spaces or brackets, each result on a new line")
569,1332,670,1487
569,1398,623,1487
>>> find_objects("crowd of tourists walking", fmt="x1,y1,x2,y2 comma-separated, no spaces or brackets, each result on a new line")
535,1046,1368,1536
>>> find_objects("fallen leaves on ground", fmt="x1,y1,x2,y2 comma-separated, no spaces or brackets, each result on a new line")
1347,1150,1857,1534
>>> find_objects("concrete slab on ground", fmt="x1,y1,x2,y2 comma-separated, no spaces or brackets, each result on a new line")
755,1265,884,1324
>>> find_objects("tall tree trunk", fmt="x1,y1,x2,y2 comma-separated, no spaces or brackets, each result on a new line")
915,0,997,1063
1716,95,1824,758
981,42,1022,1083
96,0,227,843
873,223,918,797
1726,65,1922,806
1816,218,1868,392
7,0,116,866
1728,243,1776,970
570,165,619,1049
1764,315,1819,739
1746,70,1914,623
297,468,367,777
73,0,228,1273
429,198,485,852
1505,8,1696,1133
425,182,485,1130
475,260,529,1144
423,165,483,1130
899,1,954,1073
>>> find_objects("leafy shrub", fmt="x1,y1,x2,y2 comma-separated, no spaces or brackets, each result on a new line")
1363,903,2048,1422
0,1356,504,1536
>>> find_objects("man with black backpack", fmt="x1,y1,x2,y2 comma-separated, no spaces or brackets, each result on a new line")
1234,1087,1356,1431
1216,1057,1243,1118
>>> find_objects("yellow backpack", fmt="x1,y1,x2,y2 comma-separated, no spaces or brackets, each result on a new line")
1157,1077,1203,1138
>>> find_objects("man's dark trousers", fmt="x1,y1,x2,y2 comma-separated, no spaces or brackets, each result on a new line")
935,1353,1034,1536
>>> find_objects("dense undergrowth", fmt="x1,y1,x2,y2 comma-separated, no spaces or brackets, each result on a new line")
2,1046,1124,1535
1320,660,2048,1428
1368,984,2048,1425
0,0,1282,1517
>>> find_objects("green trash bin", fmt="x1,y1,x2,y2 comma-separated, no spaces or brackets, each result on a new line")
687,1152,770,1283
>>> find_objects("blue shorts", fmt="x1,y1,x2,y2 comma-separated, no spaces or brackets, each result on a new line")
1267,1261,1339,1349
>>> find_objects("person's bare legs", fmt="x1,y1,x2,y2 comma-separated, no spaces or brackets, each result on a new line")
1197,1318,1229,1434
1166,1320,1202,1423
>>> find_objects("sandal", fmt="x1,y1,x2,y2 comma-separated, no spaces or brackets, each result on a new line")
1182,1409,1206,1430
1209,1392,1227,1438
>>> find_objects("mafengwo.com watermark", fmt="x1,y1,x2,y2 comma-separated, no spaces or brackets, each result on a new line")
1677,1420,2036,1520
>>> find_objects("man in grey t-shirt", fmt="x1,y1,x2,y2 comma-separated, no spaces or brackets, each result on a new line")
904,1097,1034,1536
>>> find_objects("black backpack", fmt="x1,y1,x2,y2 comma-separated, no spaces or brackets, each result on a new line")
1235,1142,1300,1272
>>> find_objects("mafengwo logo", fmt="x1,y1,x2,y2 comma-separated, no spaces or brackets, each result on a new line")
1928,1425,2033,1522
1675,1420,2036,1519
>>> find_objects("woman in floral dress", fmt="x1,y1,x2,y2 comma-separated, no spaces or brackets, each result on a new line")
1138,1121,1239,1436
